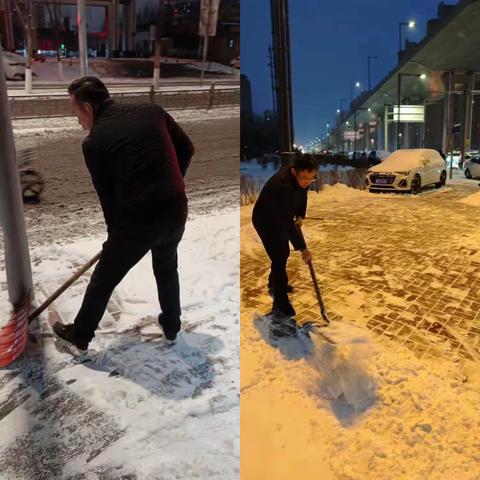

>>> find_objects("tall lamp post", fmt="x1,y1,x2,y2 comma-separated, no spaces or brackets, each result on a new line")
270,0,295,166
368,56,378,91
396,72,426,149
399,21,415,59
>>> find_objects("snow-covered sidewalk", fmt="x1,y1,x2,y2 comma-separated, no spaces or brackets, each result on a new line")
0,209,239,479
241,181,480,479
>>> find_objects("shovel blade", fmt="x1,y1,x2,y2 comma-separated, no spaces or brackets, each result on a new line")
0,295,30,367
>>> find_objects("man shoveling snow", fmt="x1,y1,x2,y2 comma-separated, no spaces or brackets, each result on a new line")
53,76,194,352
252,154,316,325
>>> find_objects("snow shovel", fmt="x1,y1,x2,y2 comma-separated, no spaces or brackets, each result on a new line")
0,294,31,367
28,251,102,324
296,226,372,346
296,225,330,325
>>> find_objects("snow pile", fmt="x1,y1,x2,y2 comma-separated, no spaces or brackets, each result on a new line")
322,347,480,479
316,183,371,202
459,190,480,207
308,332,377,414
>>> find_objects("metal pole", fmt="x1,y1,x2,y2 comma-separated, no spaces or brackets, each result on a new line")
283,0,295,155
397,73,402,149
200,35,208,84
376,114,381,150
461,74,475,167
271,0,294,165
353,109,357,153
268,45,277,116
0,51,33,307
78,0,88,76
366,114,370,150
447,71,454,179
384,104,389,151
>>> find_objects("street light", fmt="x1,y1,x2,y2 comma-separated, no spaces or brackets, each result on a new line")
399,20,415,56
396,72,426,149
367,56,378,91
350,82,361,104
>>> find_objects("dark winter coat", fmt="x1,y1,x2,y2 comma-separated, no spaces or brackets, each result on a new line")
82,99,194,231
252,166,307,251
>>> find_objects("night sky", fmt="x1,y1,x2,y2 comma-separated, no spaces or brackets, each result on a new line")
241,0,442,147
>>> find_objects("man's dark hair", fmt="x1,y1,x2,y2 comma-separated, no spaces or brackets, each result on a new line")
294,153,317,172
68,76,110,109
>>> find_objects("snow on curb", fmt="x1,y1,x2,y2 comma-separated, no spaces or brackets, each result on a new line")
459,191,480,206
316,183,371,201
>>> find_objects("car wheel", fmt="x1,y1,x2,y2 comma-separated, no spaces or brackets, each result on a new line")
465,168,472,179
411,174,421,195
436,170,447,188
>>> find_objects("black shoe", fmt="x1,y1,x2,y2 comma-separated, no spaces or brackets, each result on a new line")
158,314,181,342
272,299,296,318
268,284,294,296
52,322,89,352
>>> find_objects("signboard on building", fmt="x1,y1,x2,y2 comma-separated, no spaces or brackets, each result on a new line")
199,0,221,37
392,105,425,123
343,130,360,140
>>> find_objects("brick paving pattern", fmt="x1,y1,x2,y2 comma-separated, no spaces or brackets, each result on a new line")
242,183,480,362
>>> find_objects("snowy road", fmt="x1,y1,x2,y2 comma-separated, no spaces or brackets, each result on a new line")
12,108,239,247
241,179,480,479
0,109,240,479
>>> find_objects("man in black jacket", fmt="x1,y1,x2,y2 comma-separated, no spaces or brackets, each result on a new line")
252,155,317,317
53,76,194,351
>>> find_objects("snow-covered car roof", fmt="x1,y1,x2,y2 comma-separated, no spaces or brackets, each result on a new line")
1,51,25,62
369,149,445,172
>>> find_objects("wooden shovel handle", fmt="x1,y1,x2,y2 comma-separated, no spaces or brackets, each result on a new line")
28,251,102,323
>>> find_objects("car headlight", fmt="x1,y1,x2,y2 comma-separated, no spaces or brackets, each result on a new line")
396,171,410,176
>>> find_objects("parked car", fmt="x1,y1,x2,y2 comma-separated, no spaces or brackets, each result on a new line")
1,51,26,80
464,156,480,179
365,149,447,194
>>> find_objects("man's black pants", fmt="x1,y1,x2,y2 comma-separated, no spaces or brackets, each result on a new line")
73,218,186,342
253,225,290,307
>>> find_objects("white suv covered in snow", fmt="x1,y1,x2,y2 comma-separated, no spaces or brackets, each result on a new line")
365,149,447,194
464,156,480,179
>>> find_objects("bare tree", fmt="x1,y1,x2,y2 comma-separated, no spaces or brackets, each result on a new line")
153,0,171,88
10,0,35,92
